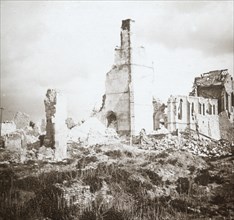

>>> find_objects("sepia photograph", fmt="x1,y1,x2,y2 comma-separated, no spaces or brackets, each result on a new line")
0,1,233,219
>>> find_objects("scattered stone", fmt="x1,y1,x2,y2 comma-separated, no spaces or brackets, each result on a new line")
37,146,54,161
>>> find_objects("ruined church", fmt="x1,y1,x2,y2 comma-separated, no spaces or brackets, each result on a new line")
97,19,234,141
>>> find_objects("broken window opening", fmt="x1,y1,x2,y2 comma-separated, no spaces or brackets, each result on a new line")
218,99,222,114
178,99,183,120
106,111,118,130
213,105,216,114
191,102,194,116
208,103,212,115
203,104,205,115
199,103,202,114
226,92,229,111
231,93,234,108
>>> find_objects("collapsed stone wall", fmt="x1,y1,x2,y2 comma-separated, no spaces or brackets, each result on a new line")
44,89,67,161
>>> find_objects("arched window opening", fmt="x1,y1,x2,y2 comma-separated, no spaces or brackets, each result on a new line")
213,105,216,114
106,111,117,130
231,93,234,107
178,99,183,120
226,92,229,110
199,103,202,114
208,103,212,114
191,102,194,116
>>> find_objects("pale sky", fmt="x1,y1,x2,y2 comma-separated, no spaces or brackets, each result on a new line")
1,1,233,123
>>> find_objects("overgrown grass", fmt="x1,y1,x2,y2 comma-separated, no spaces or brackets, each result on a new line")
0,145,233,220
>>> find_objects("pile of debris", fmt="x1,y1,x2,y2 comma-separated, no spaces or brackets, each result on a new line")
141,132,232,158
68,117,120,146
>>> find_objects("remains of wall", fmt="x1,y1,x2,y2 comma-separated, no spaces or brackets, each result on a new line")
197,115,220,140
1,121,16,135
3,130,27,162
219,111,234,142
167,95,220,140
153,100,167,130
98,66,131,135
98,19,154,135
13,112,30,129
44,89,67,161
4,131,27,151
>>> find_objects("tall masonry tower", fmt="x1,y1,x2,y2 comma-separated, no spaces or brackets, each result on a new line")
98,19,154,135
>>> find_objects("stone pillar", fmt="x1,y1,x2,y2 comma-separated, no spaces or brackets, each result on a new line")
44,89,67,161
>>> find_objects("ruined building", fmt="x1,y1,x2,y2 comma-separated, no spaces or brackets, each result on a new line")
190,69,234,141
44,89,68,160
190,69,234,117
98,19,154,135
167,70,234,141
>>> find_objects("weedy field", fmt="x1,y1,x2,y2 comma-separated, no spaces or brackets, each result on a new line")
0,135,233,220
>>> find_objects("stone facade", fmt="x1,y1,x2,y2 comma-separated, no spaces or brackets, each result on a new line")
98,19,154,135
167,95,220,140
44,89,67,161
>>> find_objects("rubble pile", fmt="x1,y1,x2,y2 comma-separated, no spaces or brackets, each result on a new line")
37,145,54,161
24,126,40,144
68,117,119,146
146,133,232,158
